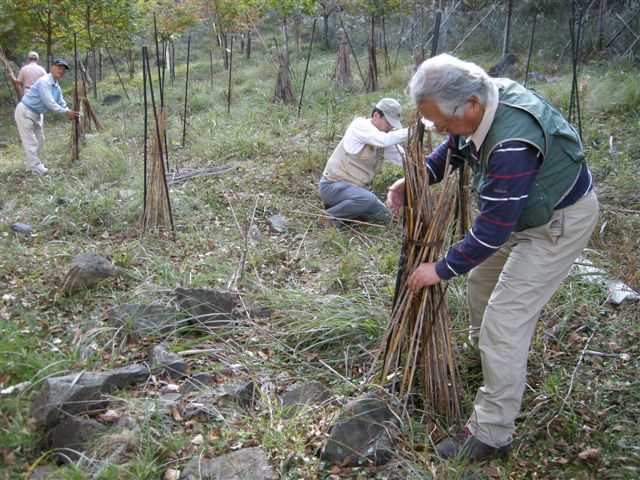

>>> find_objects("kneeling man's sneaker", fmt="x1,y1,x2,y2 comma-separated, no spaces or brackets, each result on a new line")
30,163,49,174
435,427,512,462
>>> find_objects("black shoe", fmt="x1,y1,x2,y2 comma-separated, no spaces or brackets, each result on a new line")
435,427,512,462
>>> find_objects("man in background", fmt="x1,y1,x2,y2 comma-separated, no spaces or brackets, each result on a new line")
11,51,47,95
14,58,79,174
319,98,408,228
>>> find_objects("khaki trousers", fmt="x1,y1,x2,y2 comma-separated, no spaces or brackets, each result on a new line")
466,190,599,447
14,102,45,168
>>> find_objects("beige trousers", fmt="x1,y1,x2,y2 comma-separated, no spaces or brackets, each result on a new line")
466,190,599,447
14,102,45,168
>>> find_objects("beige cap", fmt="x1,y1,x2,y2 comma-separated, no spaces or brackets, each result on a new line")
375,98,403,129
27,51,39,60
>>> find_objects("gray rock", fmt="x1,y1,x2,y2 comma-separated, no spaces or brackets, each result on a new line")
321,393,401,467
280,381,334,418
30,365,149,428
223,381,258,408
248,224,262,247
149,344,188,379
11,222,35,235
28,465,69,479
103,94,122,105
526,71,549,84
180,447,278,480
175,288,239,327
108,303,183,340
181,392,224,421
62,253,116,293
49,416,107,464
266,214,286,233
184,372,215,392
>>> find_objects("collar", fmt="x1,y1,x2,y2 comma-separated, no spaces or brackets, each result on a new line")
469,80,499,150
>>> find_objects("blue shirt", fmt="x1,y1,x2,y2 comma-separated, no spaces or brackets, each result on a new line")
21,73,68,115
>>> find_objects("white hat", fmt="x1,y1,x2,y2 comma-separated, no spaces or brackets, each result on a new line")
375,98,403,129
27,51,39,60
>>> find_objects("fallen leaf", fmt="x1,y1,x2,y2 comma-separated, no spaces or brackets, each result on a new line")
191,434,204,445
578,448,600,460
101,231,110,239
164,468,180,480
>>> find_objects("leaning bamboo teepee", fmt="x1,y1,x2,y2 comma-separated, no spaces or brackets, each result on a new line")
334,29,352,85
377,116,464,425
273,52,294,105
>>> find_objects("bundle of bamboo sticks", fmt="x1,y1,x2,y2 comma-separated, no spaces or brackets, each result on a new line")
378,117,463,425
144,107,171,230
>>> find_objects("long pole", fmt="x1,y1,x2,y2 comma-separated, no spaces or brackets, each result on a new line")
227,35,233,114
105,46,130,100
524,9,538,87
73,32,80,161
431,11,442,58
297,18,317,119
182,34,191,147
142,46,148,227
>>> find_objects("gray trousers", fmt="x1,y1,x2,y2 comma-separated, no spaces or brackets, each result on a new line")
466,190,599,447
319,177,390,222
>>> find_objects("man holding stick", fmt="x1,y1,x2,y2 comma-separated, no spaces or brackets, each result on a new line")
14,58,79,174
387,54,598,461
319,98,408,228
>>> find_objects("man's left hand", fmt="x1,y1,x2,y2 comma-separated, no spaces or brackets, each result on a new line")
407,262,441,294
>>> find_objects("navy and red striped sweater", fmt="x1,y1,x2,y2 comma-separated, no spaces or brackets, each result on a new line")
426,135,593,281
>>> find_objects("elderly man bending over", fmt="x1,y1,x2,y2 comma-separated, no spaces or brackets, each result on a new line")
319,98,408,227
387,54,598,461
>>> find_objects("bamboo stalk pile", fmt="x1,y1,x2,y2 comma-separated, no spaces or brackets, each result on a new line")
334,29,352,85
273,52,294,105
378,117,463,425
144,107,171,229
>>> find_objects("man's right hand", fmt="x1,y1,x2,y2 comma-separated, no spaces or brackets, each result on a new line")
386,178,406,216
64,110,80,120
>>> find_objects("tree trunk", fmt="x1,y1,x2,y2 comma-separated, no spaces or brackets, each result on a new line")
283,15,291,64
246,30,252,59
222,32,229,69
597,0,606,51
128,48,135,79
502,0,514,57
323,14,330,49
295,13,301,62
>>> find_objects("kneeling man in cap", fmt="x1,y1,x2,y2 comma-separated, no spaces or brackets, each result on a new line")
319,98,408,227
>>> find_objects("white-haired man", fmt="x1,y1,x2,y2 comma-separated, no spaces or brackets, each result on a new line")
387,54,598,461
319,98,408,227
14,58,79,173
11,51,46,94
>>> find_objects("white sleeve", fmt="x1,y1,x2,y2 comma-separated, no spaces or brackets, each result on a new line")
343,117,408,154
384,144,405,166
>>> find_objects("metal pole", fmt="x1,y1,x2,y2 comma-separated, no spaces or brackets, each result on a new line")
227,36,233,114
142,46,148,227
297,18,317,119
524,9,538,87
182,35,191,147
105,46,130,100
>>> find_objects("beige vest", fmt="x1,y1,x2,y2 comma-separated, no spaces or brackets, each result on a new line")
322,138,384,187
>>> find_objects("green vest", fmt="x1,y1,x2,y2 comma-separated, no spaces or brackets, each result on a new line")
460,79,585,231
